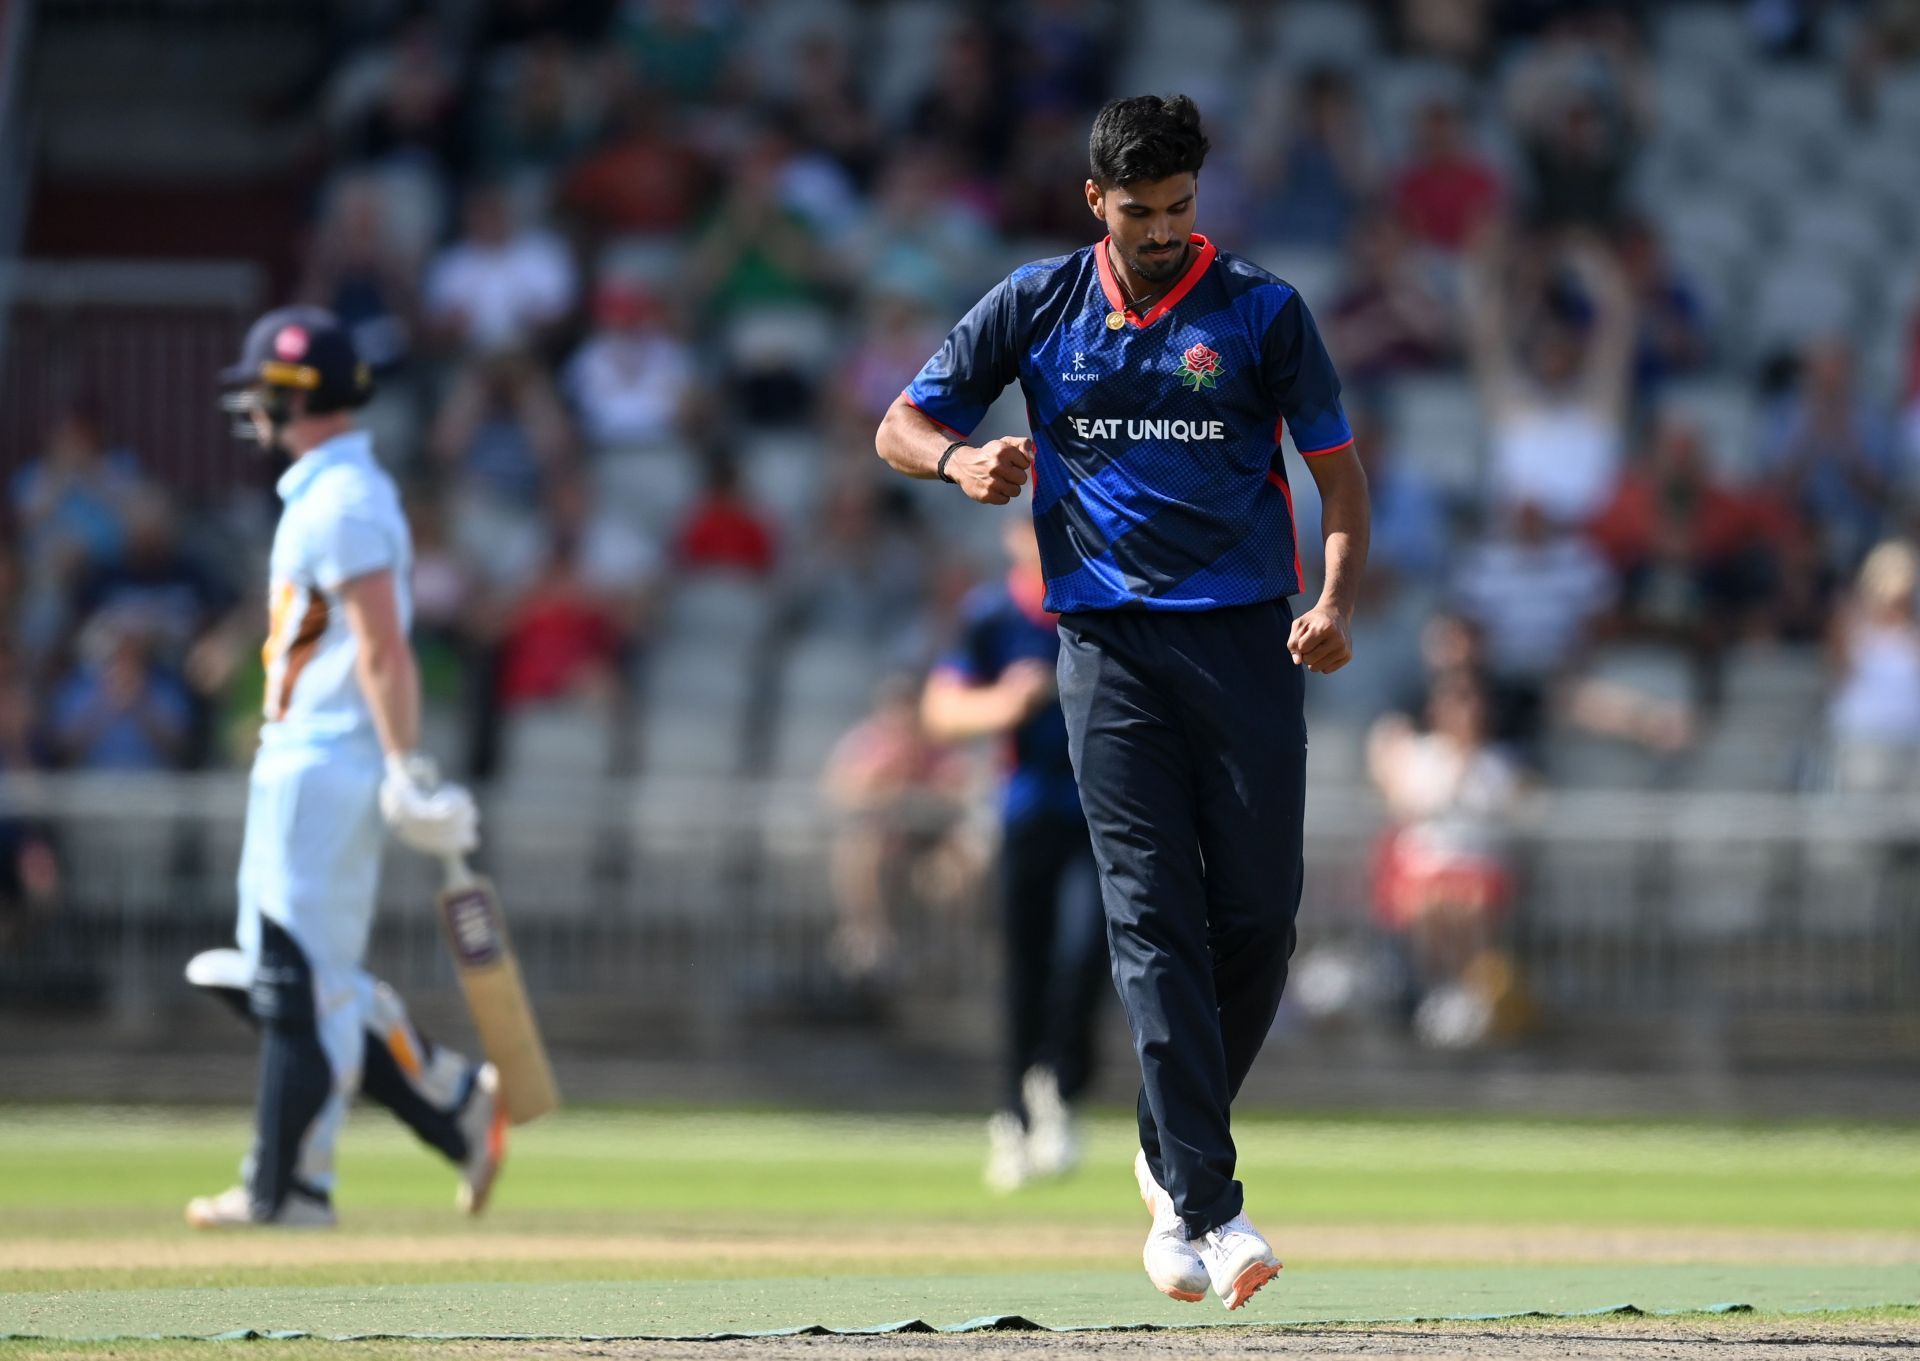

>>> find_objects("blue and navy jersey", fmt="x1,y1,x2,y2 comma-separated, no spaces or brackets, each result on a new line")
937,577,1082,825
905,234,1353,614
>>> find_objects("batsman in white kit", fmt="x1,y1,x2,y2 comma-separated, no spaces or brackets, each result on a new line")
184,305,504,1228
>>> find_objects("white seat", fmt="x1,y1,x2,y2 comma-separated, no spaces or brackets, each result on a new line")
1834,133,1920,224
1547,734,1669,792
739,432,824,533
1704,140,1810,215
772,632,882,777
640,581,771,776
1872,70,1920,135
1271,0,1380,67
1654,5,1757,71
1682,723,1801,793
648,634,759,710
500,703,615,783
782,635,882,707
1747,260,1860,353
1118,0,1237,93
1254,244,1342,310
665,574,773,643
1385,376,1482,497
592,444,699,538
724,305,841,381
1744,69,1850,157
484,811,597,918
1651,62,1732,145
1720,644,1828,711
1780,198,1897,275
639,698,745,777
1859,310,1912,397
871,0,958,124
1659,195,1763,265
1628,139,1707,216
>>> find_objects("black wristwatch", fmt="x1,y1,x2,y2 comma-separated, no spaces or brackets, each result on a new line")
936,440,966,485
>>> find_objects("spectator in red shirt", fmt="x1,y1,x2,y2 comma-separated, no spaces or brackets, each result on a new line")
1391,97,1502,254
675,455,776,575
560,86,710,239
1589,416,1812,686
492,537,626,711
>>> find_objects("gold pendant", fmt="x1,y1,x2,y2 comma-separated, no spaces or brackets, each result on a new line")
1105,310,1126,330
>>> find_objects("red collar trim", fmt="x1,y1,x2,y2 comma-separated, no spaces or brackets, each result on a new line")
1096,233,1216,328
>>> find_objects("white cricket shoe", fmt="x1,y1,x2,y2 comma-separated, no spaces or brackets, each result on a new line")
185,1185,335,1230
1133,1149,1208,1303
456,1062,509,1216
983,1111,1030,1193
1021,1067,1080,1178
1194,1211,1282,1310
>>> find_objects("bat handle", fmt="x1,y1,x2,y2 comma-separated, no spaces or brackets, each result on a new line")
442,854,475,890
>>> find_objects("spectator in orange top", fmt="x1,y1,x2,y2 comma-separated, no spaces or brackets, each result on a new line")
1391,97,1502,254
1589,416,1813,696
1589,418,1762,624
675,454,776,575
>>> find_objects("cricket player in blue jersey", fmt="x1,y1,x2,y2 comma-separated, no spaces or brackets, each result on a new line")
924,518,1105,1193
184,306,505,1228
877,95,1371,1309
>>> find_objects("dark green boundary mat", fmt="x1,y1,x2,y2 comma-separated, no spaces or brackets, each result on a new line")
4,1265,1914,1341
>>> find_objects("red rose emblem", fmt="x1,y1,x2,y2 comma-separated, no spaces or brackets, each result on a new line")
274,325,309,360
1183,343,1218,374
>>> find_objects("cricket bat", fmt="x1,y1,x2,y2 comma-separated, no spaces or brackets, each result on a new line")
436,856,560,1125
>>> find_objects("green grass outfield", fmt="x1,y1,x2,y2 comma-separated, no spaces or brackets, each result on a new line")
0,1107,1916,1342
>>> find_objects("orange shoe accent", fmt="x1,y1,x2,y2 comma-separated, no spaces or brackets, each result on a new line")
387,1027,422,1079
1225,1259,1282,1310
1160,1287,1206,1303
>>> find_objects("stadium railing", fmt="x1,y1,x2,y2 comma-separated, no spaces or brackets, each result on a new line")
2,773,1916,1060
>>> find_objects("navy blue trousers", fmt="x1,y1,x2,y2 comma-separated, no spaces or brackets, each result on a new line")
1056,600,1307,1237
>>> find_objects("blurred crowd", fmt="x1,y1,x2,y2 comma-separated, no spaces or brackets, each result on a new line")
11,0,1920,976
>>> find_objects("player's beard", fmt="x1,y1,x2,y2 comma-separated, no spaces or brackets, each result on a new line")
1127,239,1188,285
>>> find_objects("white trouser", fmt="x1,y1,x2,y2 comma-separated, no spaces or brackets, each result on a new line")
236,739,385,1192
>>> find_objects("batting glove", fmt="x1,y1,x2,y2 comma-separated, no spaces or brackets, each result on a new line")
379,752,480,858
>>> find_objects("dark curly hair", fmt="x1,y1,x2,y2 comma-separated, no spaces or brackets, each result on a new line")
1088,94,1211,189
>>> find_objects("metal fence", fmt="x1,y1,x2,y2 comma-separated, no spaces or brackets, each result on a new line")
3,774,1918,1053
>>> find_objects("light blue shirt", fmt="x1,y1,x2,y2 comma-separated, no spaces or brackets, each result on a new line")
259,429,411,752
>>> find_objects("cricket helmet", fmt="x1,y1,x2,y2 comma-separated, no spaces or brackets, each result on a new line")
219,305,372,444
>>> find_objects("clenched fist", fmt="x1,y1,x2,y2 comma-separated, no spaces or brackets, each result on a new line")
952,437,1035,505
1288,605,1353,674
